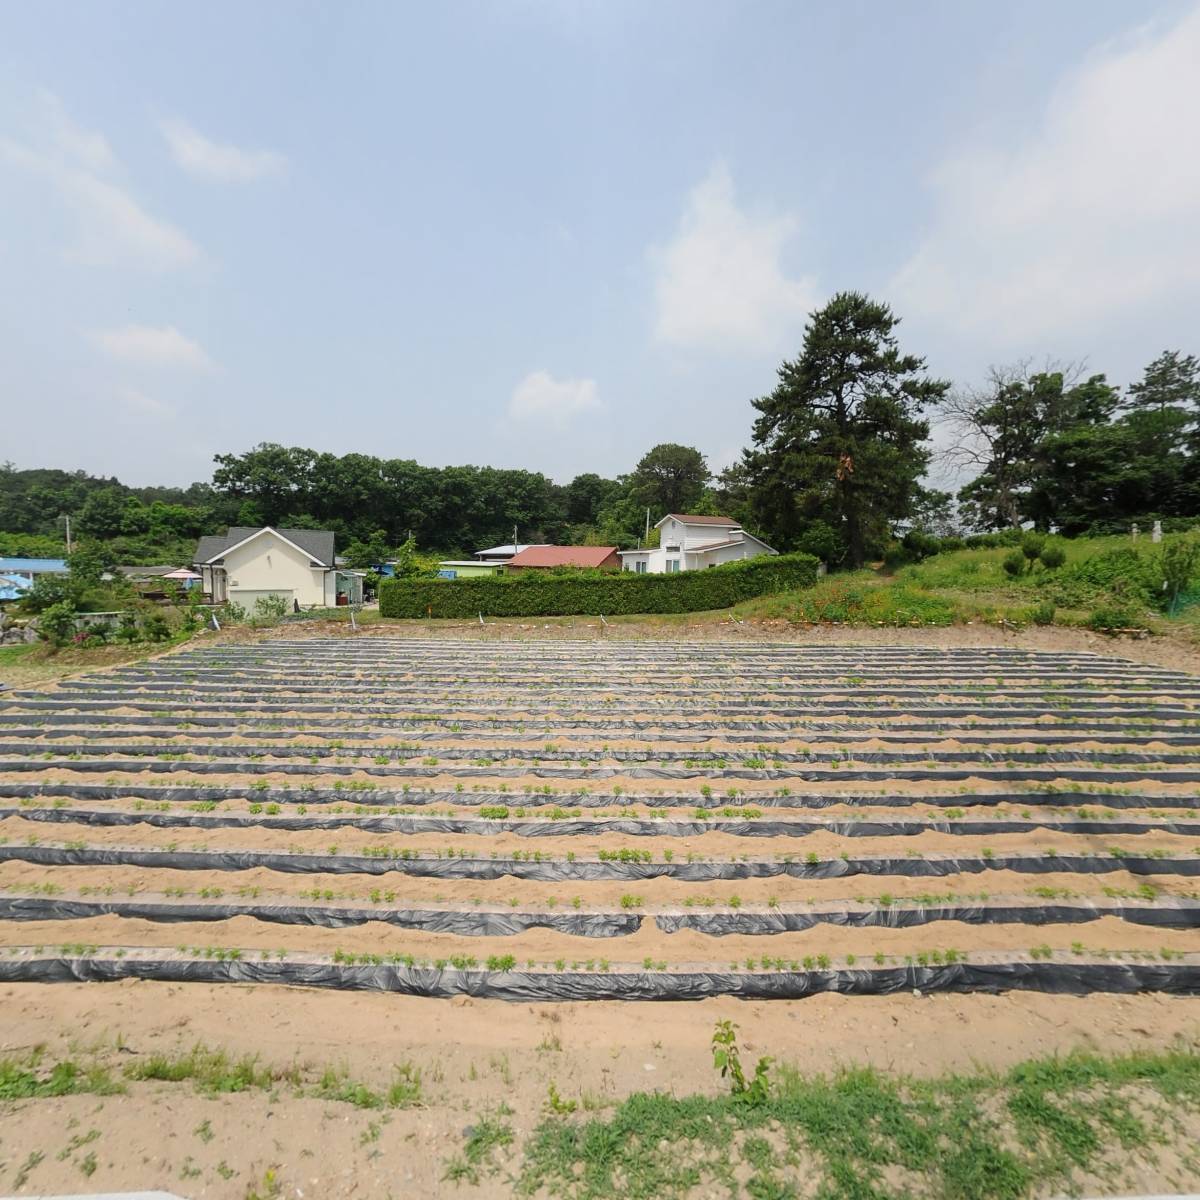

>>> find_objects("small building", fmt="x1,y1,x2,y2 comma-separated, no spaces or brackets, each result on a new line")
505,545,620,572
618,514,776,574
193,526,363,609
436,560,506,580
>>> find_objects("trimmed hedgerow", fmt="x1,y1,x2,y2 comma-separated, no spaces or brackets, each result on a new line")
379,553,819,619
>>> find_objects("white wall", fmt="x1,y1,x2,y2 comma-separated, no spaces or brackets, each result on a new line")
224,531,327,607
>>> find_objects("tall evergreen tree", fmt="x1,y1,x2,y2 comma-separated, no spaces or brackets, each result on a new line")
745,292,947,567
1126,350,1200,416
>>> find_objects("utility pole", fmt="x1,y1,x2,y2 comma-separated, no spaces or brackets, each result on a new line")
645,508,650,541
62,514,73,555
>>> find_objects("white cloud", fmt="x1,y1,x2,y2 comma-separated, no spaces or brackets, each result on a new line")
891,6,1200,344
159,118,287,182
39,89,116,172
650,162,819,352
0,93,200,270
114,386,176,419
89,324,215,371
507,370,601,426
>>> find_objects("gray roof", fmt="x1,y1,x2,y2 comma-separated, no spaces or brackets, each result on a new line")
193,526,336,567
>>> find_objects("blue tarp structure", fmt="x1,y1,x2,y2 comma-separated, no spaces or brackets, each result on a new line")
0,574,31,602
0,557,68,575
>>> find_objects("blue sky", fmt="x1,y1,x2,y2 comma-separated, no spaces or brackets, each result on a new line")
3,0,1199,488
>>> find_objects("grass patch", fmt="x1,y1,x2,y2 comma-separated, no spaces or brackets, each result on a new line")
0,1053,124,1099
512,1046,1200,1199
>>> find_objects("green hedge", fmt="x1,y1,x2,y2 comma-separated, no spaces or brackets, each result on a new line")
379,553,820,619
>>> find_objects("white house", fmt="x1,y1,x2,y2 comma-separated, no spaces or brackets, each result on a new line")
618,514,777,574
193,526,363,609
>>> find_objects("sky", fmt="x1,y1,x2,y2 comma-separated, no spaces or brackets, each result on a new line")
3,0,1200,490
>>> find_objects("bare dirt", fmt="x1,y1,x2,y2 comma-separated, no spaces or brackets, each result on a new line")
0,982,1198,1199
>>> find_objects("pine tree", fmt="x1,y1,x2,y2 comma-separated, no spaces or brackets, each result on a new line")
745,292,947,567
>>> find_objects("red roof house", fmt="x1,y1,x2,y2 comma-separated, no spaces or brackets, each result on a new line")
505,545,620,571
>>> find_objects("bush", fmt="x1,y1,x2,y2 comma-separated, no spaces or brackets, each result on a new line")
20,573,73,614
1087,602,1143,632
37,601,78,647
252,593,290,625
1030,600,1056,626
1001,550,1025,578
1039,542,1066,570
1159,535,1200,613
141,612,172,642
379,553,820,619
901,530,941,561
1020,532,1045,562
793,522,840,563
1054,546,1156,607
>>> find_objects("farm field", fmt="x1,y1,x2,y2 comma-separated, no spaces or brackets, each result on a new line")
2,634,1200,1197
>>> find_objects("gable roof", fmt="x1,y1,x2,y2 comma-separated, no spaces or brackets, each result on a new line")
507,545,618,569
475,543,551,559
655,513,740,528
194,526,336,567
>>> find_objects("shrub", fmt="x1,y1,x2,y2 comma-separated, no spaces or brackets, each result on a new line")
252,594,290,624
379,553,819,619
141,612,172,642
1038,542,1066,570
1030,600,1056,626
1020,532,1045,562
37,601,78,647
1056,546,1155,604
1159,535,1200,613
792,521,840,563
1001,550,1025,578
1087,602,1142,632
20,573,73,614
901,530,941,561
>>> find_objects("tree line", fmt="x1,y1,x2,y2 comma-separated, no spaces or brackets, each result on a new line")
4,290,1197,568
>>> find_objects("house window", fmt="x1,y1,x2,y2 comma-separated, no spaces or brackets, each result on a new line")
665,559,680,573
634,561,647,574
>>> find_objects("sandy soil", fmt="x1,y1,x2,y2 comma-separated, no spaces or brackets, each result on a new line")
0,982,1198,1199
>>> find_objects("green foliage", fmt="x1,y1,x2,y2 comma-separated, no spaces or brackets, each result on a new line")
1039,541,1066,570
1159,535,1200,613
36,601,79,647
1052,546,1157,607
379,553,818,618
745,291,949,567
20,572,72,613
1001,550,1025,578
711,1020,772,1106
953,351,1200,535
0,531,66,557
251,593,290,624
518,1048,1200,1200
141,611,172,641
745,574,956,626
1020,532,1045,561
1029,600,1056,626
1087,601,1143,632
629,443,710,517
